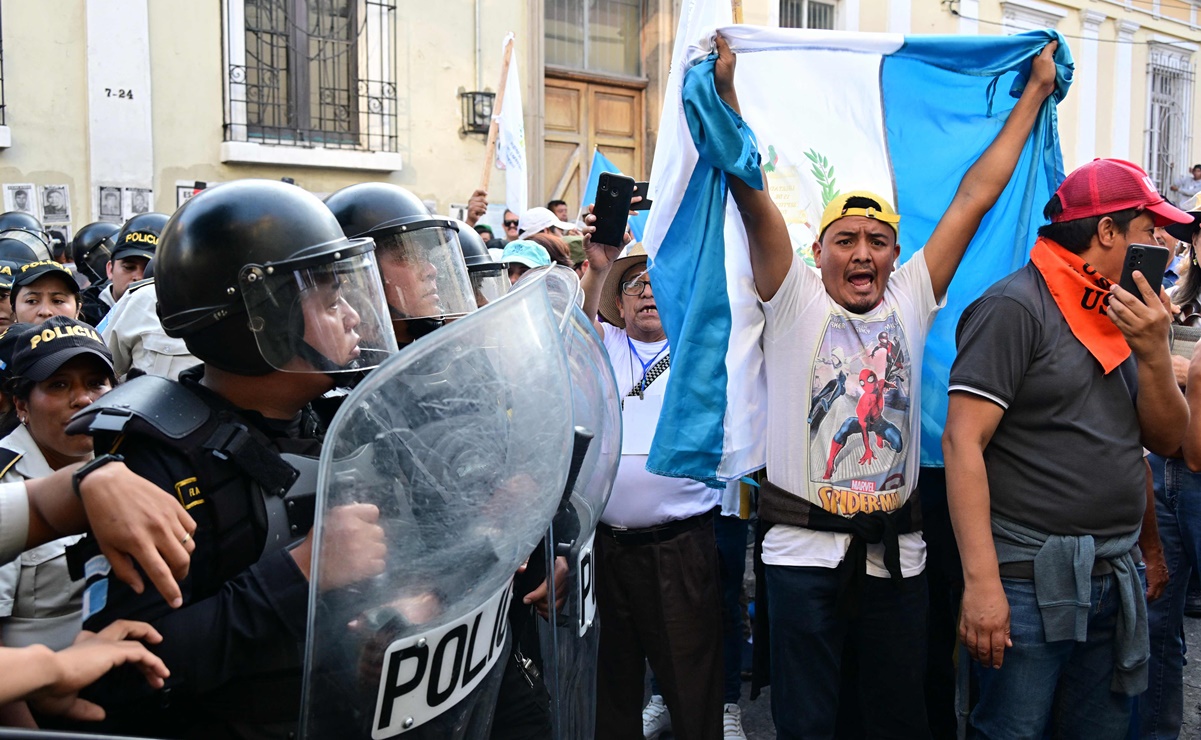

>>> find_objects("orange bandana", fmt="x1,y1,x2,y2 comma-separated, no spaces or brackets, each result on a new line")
1029,237,1131,374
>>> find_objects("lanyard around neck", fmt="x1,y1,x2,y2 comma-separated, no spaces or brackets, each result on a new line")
628,336,667,377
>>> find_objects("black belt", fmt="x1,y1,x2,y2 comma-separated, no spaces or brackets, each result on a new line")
997,547,1140,580
598,508,716,547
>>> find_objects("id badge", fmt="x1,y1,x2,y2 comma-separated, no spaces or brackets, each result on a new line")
621,395,662,455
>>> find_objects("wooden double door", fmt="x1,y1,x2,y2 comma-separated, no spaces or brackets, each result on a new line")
543,75,644,216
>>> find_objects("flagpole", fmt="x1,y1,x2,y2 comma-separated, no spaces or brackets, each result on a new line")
732,0,743,23
480,35,515,193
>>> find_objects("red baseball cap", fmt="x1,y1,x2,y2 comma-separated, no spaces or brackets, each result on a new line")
1052,158,1192,227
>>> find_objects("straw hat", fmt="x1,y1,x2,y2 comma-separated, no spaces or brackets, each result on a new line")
597,243,649,329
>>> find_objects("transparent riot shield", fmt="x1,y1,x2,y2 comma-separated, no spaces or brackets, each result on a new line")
535,265,622,740
299,271,575,740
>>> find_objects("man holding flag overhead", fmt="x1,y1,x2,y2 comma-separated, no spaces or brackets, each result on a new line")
711,34,1060,737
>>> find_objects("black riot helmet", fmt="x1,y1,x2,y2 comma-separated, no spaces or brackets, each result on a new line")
0,237,39,265
71,222,120,282
111,212,169,263
0,212,51,262
453,219,508,307
324,183,475,342
156,180,398,378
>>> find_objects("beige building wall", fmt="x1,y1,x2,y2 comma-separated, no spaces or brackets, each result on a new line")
0,1,541,228
3,1,1201,233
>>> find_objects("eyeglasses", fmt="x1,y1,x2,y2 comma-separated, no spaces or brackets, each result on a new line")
504,220,519,227
621,277,651,296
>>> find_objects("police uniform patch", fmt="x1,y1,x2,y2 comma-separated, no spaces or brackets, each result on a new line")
174,476,204,510
83,579,108,621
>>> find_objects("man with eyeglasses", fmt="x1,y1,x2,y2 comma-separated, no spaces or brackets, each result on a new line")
580,240,725,740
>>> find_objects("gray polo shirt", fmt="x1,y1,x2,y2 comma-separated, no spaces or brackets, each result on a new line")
948,262,1145,537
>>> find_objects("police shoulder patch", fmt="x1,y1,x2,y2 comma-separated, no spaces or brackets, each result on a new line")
173,476,204,510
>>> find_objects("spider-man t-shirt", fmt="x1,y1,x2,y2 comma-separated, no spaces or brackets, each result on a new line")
760,251,942,576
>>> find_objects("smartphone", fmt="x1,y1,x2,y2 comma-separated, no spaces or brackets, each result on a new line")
593,173,634,247
630,181,653,211
1118,243,1170,303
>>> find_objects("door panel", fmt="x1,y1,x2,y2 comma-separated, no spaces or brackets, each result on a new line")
544,76,643,213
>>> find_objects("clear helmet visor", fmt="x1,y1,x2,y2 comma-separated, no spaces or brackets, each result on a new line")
469,265,509,307
239,246,399,374
374,226,476,324
0,230,50,262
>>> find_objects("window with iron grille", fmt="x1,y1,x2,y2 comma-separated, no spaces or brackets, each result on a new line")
1145,45,1195,198
224,0,396,152
780,0,836,30
545,0,642,77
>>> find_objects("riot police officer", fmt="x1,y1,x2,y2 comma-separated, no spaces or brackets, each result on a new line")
0,211,52,262
71,221,120,286
69,180,395,738
455,218,509,307
324,183,476,345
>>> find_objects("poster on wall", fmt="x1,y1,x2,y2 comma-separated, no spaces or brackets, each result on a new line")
40,185,71,223
175,181,218,210
98,186,123,223
124,188,151,218
4,184,35,215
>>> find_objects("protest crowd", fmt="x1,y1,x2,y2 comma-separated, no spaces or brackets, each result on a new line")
0,15,1198,740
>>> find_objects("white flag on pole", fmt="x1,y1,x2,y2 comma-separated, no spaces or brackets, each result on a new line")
495,33,528,215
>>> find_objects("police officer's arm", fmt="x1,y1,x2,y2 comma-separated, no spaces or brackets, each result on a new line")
81,444,311,705
713,35,794,303
22,463,196,608
922,42,1058,301
1109,273,1188,455
942,392,1011,670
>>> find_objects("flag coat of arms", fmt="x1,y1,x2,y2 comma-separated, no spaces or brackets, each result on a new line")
643,25,1073,488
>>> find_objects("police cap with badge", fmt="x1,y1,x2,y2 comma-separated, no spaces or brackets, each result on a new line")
8,316,113,383
8,260,80,309
110,212,168,263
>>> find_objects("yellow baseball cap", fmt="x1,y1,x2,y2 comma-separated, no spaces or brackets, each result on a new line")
818,191,900,240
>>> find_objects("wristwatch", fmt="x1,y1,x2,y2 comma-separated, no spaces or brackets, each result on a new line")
72,453,125,499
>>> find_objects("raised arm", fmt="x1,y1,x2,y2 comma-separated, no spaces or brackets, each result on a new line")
713,35,794,302
923,41,1059,300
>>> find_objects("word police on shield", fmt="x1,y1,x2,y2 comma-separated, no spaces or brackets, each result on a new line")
577,533,596,638
373,580,514,738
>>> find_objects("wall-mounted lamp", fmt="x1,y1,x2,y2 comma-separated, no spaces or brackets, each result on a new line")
459,90,495,136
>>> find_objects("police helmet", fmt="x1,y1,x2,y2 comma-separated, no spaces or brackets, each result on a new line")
453,219,508,307
0,238,39,265
324,183,475,340
111,212,169,263
0,212,51,262
156,180,397,377
71,222,120,283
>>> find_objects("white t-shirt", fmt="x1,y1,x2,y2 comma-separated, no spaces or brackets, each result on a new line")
760,252,942,577
600,324,720,529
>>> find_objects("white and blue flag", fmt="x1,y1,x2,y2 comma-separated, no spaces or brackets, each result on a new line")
643,24,1073,487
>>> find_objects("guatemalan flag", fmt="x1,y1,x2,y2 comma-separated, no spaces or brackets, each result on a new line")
643,21,1073,487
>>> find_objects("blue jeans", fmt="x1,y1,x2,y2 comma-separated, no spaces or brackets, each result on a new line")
972,575,1132,739
765,562,930,740
1139,454,1201,739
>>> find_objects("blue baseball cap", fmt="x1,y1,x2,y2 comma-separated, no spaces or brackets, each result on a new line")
501,240,552,269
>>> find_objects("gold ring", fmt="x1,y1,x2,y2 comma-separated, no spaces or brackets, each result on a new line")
180,532,192,546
